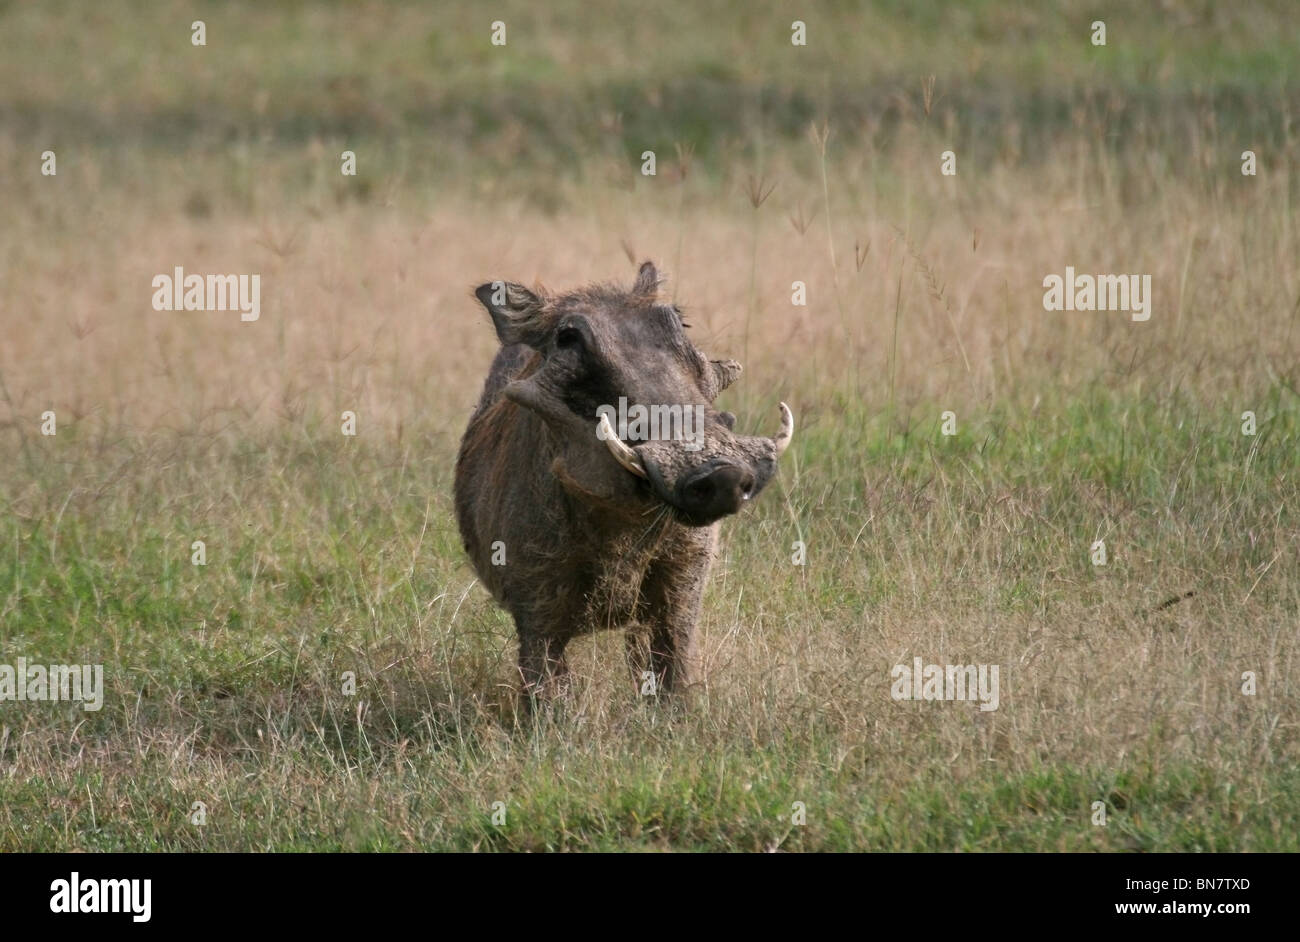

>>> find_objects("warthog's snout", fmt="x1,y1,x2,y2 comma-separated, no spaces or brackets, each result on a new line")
671,462,755,521
600,402,794,527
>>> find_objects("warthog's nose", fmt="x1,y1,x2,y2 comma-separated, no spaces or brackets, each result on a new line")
676,463,756,520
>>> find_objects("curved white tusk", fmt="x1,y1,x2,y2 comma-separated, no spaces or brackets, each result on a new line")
598,414,648,478
773,402,794,457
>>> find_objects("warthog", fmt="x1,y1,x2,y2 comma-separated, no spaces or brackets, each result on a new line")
454,262,793,702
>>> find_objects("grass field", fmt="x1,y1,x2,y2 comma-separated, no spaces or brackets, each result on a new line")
1,0,1298,851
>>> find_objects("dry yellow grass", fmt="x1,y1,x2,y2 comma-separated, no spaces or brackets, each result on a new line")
3,145,1293,432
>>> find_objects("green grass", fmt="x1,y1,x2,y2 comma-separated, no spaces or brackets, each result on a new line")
2,381,1296,850
5,1,1298,206
14,753,1293,853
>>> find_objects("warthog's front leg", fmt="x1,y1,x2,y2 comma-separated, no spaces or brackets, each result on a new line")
629,541,713,697
625,621,698,697
517,630,570,707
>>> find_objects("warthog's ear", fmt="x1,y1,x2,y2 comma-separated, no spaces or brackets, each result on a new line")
475,281,549,348
711,358,743,392
632,260,660,298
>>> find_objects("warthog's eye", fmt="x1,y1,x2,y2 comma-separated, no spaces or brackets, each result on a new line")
556,325,583,350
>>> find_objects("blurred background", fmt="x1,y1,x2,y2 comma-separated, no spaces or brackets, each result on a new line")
3,0,1298,429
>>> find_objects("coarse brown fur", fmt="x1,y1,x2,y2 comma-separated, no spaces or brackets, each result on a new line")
454,262,786,705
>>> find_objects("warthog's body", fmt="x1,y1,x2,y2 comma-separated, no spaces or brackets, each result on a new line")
454,263,792,699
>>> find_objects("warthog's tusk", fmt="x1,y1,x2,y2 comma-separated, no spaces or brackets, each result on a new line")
773,402,795,457
598,414,648,478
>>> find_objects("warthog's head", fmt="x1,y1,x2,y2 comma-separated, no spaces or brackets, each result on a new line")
474,261,793,526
